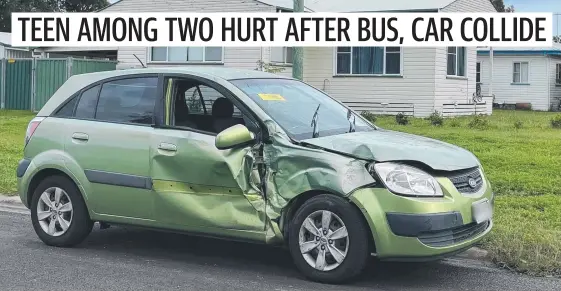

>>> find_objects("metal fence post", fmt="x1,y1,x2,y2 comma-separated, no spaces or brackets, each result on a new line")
66,57,73,79
31,58,36,112
0,58,5,109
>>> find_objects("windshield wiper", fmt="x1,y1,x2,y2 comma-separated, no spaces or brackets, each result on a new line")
310,104,321,138
347,109,356,133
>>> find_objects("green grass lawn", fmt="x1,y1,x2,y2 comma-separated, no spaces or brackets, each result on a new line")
0,109,560,276
0,110,35,194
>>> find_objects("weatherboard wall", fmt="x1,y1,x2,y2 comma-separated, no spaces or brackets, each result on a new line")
549,56,561,110
478,55,550,111
432,0,497,112
303,47,437,117
102,0,277,71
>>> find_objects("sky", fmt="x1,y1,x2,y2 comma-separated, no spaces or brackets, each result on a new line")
506,0,560,35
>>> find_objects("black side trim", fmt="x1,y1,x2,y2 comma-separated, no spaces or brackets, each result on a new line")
16,159,31,178
84,170,152,189
386,212,463,237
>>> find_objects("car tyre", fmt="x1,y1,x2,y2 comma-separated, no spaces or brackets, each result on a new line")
30,175,93,247
288,194,370,284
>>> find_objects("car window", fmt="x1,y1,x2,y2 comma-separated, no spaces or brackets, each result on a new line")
54,95,78,117
184,87,204,114
75,85,100,119
182,85,243,117
95,77,158,124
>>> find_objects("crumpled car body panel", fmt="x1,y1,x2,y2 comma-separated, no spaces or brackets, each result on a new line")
301,129,480,171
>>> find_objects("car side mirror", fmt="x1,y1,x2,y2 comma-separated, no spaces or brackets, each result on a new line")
215,124,256,150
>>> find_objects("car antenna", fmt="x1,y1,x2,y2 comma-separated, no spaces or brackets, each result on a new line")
133,54,146,68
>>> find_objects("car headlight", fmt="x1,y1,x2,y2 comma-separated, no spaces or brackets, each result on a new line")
369,162,443,197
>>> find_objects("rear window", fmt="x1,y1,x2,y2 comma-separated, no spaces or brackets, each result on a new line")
75,85,100,119
54,95,78,117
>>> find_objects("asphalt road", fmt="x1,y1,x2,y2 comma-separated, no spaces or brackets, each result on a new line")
0,210,559,291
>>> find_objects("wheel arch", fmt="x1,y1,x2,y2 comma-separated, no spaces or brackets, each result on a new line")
23,150,90,210
280,190,376,253
26,168,79,209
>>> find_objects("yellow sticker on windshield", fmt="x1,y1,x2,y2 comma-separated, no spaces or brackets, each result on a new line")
258,93,285,101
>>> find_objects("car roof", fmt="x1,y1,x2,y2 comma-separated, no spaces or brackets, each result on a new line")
37,66,294,117
75,66,294,81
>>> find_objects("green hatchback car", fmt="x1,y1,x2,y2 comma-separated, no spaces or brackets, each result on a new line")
18,67,493,283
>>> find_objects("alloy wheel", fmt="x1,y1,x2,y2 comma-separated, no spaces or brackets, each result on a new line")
36,187,73,237
298,210,349,272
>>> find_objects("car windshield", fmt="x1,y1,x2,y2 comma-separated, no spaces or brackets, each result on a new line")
231,78,374,140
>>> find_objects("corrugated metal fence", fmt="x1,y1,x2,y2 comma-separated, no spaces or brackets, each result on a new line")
0,59,4,109
5,59,32,110
33,59,69,112
0,58,117,111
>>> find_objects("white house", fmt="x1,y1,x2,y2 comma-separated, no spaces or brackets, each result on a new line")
37,0,498,117
477,45,561,111
0,32,32,59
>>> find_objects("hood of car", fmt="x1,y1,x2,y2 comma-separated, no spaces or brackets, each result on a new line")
301,129,480,171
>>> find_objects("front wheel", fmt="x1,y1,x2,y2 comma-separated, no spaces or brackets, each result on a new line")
30,175,93,247
288,194,371,284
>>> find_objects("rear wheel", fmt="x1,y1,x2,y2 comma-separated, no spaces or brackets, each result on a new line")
288,194,371,284
30,175,93,247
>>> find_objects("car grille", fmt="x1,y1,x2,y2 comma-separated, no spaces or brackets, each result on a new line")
418,221,490,247
448,167,484,194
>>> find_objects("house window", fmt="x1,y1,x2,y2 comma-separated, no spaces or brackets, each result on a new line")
447,47,466,77
513,62,529,84
555,63,561,85
150,47,223,62
271,47,293,64
335,47,401,75
476,62,481,83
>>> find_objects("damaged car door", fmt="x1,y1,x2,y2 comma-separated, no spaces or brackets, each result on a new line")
149,76,267,241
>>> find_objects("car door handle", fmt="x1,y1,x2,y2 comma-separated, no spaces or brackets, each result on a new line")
158,143,177,152
72,132,89,141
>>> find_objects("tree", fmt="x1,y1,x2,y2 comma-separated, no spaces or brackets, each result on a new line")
0,0,108,32
62,0,108,12
491,0,515,12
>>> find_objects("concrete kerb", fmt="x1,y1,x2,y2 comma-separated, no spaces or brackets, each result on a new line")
0,194,24,205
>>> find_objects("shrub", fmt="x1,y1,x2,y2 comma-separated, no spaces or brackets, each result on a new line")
449,118,461,127
427,110,444,126
468,114,489,129
396,113,409,125
514,120,523,129
360,111,377,123
551,115,561,129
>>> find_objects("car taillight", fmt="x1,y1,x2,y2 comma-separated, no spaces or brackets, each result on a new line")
25,117,45,146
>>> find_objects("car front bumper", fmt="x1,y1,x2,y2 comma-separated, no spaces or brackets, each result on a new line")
349,177,494,260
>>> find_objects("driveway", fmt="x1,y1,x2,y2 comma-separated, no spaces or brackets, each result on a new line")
0,208,559,291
